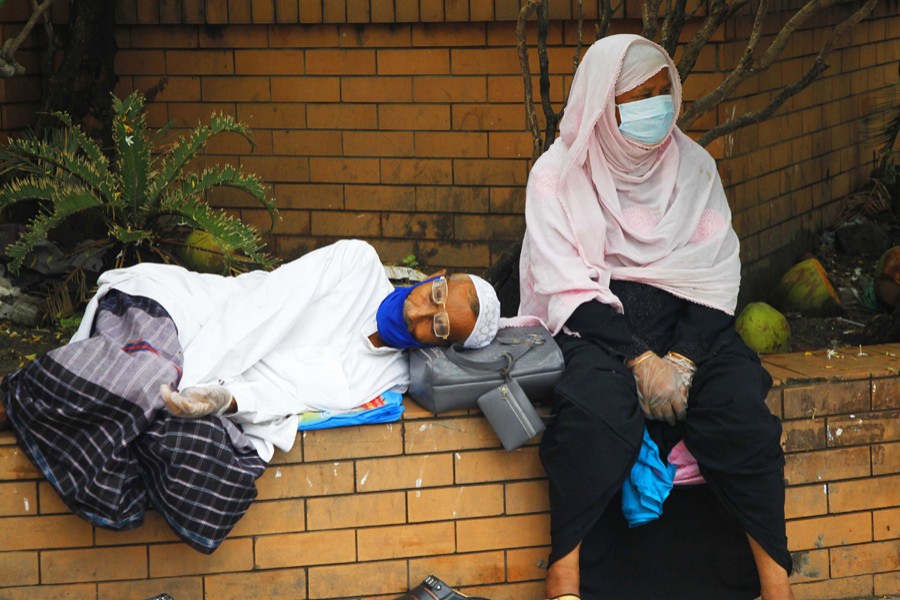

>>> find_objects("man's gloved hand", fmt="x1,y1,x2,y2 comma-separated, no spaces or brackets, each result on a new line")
628,351,687,426
160,384,233,418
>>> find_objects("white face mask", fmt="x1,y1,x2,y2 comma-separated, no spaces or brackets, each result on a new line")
617,94,675,144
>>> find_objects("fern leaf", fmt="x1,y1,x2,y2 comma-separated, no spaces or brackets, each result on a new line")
177,165,279,232
0,134,113,198
43,110,109,171
111,92,153,223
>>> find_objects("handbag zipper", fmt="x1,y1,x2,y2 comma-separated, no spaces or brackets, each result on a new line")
501,384,537,439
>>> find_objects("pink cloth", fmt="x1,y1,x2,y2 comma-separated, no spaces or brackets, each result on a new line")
518,34,741,335
668,440,706,486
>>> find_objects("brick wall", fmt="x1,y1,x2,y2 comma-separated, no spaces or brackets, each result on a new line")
0,1,897,288
1,344,898,599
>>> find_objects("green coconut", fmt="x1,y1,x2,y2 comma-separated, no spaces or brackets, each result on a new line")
875,246,900,309
735,302,792,354
771,257,842,317
179,230,226,274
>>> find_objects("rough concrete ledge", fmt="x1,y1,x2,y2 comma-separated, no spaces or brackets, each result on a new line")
0,344,898,599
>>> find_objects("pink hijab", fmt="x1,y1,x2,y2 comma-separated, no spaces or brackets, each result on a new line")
518,34,740,334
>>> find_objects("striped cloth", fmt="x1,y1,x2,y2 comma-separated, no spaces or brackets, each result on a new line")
0,290,266,553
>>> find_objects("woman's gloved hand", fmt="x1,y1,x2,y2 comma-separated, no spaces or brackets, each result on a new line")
628,351,687,426
664,351,697,402
160,384,233,418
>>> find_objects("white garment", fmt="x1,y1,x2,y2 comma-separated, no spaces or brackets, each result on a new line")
72,240,409,461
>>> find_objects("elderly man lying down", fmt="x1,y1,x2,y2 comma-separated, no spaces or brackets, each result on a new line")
0,239,500,553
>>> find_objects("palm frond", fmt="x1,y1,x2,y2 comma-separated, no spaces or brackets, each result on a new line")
4,186,105,273
145,112,256,209
111,92,153,223
43,110,110,171
159,194,277,271
0,135,113,197
176,165,279,232
0,176,67,209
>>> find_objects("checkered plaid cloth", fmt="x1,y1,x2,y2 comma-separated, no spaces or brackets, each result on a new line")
1,290,266,553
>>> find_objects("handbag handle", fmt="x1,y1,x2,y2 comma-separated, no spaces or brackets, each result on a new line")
444,332,544,378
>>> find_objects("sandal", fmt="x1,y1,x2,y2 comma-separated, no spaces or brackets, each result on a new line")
395,575,489,600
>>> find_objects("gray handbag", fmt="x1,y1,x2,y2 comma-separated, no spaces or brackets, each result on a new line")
407,325,564,414
476,379,546,451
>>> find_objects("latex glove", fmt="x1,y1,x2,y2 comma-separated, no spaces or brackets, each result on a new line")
628,351,687,426
160,384,233,418
664,351,697,407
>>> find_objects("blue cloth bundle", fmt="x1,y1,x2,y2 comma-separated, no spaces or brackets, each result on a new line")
621,428,677,527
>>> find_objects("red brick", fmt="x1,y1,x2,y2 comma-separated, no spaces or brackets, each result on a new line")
42,546,147,583
876,571,900,596
382,158,452,185
456,214,525,241
417,185,489,213
505,480,550,514
344,131,414,156
135,75,202,102
358,521,456,560
454,447,545,484
307,491,406,530
204,569,308,600
345,184,416,211
307,103,377,129
371,0,395,23
98,576,202,600
490,187,525,214
0,550,38,586
274,183,343,210
228,0,253,23
322,0,346,21
306,49,376,74
407,483,504,522
506,546,551,582
273,129,342,156
408,551,505,586
0,515,92,551
115,49,167,74
782,419,827,452
830,539,900,578
488,131,535,159
229,498,306,537
792,574,876,599
235,49,305,74
453,104,526,131
383,212,452,240
271,76,341,102
413,76,487,102
415,131,487,158
457,514,550,552
268,24,339,47
240,156,310,183
403,416,499,453
379,104,451,130
0,583,96,599
786,512,873,551
790,548,830,583
453,159,528,186
338,23,411,47
785,483,829,519
451,48,520,75
872,377,900,410
309,157,380,183
784,446,871,485
255,529,356,569
149,538,253,577
411,23,484,47
308,560,407,598
417,240,490,269
829,474,900,513
828,411,900,447
874,507,899,541
202,76,270,101
167,102,237,128
0,481,37,516
355,454,454,492
303,421,404,460
342,75,412,102
377,49,450,75
255,461,355,500
167,49,234,74
236,102,307,128
297,0,321,22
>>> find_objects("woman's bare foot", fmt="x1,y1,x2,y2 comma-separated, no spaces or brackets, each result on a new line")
747,534,795,600
545,543,582,599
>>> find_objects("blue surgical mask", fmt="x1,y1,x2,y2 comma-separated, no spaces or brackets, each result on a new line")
617,94,675,144
375,277,440,349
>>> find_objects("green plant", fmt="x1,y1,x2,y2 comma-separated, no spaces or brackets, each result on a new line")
400,253,421,270
0,90,279,275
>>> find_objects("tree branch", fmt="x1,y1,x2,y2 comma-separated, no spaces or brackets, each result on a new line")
517,0,544,161
641,0,665,41
0,0,55,77
660,0,688,57
677,0,752,84
696,0,878,146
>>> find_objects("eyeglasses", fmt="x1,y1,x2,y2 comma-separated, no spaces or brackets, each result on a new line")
432,276,450,340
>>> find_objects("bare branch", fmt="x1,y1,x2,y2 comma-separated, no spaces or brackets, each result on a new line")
677,0,752,83
660,0,689,56
536,1,558,154
573,0,584,74
517,0,544,161
641,0,664,41
0,0,55,77
696,0,878,146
